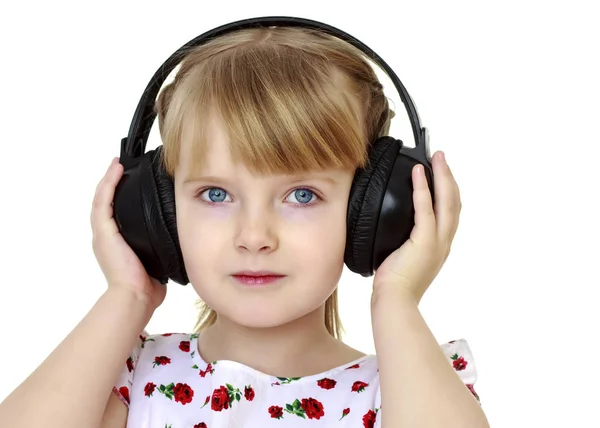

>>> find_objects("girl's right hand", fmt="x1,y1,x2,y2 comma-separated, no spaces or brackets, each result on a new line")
91,157,167,310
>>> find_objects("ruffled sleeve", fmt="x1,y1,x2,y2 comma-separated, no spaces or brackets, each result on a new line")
112,330,150,407
441,338,480,402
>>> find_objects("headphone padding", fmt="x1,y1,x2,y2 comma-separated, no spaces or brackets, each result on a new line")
141,148,189,284
344,137,401,276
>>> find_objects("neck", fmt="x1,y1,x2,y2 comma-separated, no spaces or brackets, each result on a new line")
196,305,346,377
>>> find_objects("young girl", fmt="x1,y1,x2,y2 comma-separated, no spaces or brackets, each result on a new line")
0,24,488,428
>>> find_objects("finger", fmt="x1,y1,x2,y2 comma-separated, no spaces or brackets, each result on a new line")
433,152,461,244
446,160,462,244
410,162,437,245
90,158,123,234
90,158,121,231
442,154,462,244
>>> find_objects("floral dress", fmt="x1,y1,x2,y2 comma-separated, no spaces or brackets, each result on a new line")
113,332,479,428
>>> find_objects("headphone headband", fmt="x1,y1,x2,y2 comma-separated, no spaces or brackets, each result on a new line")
120,16,427,168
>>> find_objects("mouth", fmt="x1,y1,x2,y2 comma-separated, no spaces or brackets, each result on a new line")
231,271,286,286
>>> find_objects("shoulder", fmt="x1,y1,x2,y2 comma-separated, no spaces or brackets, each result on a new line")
132,332,198,368
112,331,197,405
136,332,194,352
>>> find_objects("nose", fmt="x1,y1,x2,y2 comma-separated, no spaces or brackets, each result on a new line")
234,206,278,253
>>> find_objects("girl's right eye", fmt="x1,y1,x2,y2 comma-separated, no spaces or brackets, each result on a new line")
196,187,232,204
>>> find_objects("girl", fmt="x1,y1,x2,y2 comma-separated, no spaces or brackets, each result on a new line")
0,25,488,428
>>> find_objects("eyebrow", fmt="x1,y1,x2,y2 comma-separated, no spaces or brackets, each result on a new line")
286,175,339,186
183,175,232,185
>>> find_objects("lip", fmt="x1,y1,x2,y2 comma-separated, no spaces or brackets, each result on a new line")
231,271,286,286
232,270,285,277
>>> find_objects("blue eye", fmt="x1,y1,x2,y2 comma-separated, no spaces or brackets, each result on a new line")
198,187,230,203
288,188,317,205
208,188,227,202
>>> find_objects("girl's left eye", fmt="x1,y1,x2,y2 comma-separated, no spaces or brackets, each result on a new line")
286,188,319,205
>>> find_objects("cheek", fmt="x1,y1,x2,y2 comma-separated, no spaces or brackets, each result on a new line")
285,205,348,263
176,197,234,233
175,201,229,267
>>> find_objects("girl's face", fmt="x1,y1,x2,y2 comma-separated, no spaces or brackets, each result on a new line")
173,115,355,329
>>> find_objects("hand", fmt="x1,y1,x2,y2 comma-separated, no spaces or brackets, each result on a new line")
372,151,461,305
91,158,167,310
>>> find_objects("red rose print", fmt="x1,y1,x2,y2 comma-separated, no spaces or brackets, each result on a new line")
244,386,255,401
300,397,325,420
126,356,134,372
345,363,360,369
152,356,171,367
173,383,194,405
193,424,206,428
269,405,284,419
162,333,173,336
339,408,350,420
352,381,369,392
317,378,337,390
179,341,190,352
363,409,377,428
144,382,156,397
211,386,230,411
453,356,467,371
118,386,130,404
139,335,146,342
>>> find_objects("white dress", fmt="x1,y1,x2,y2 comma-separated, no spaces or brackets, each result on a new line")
113,332,479,428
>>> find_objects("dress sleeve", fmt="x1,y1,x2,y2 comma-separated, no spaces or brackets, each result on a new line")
112,330,149,407
441,338,480,403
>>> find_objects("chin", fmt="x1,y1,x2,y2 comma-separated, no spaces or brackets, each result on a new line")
220,299,316,329
198,289,322,330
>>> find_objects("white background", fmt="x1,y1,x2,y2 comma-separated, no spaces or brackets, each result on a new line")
1,1,598,426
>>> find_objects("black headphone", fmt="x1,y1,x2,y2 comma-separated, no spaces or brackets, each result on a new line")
113,16,434,285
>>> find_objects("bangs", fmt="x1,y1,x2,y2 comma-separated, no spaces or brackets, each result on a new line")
160,41,371,177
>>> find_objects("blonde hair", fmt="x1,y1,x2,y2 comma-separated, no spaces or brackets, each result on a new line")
155,26,394,339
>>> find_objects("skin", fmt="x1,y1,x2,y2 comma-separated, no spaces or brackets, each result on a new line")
173,112,365,376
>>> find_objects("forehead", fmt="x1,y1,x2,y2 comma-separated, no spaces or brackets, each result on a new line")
176,110,353,184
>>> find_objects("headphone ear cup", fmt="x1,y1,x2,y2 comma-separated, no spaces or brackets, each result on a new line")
345,137,401,276
113,147,188,285
147,147,189,285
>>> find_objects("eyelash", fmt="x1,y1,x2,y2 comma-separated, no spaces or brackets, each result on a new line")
194,187,323,208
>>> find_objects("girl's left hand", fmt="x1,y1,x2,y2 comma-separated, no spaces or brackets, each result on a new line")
372,151,462,305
